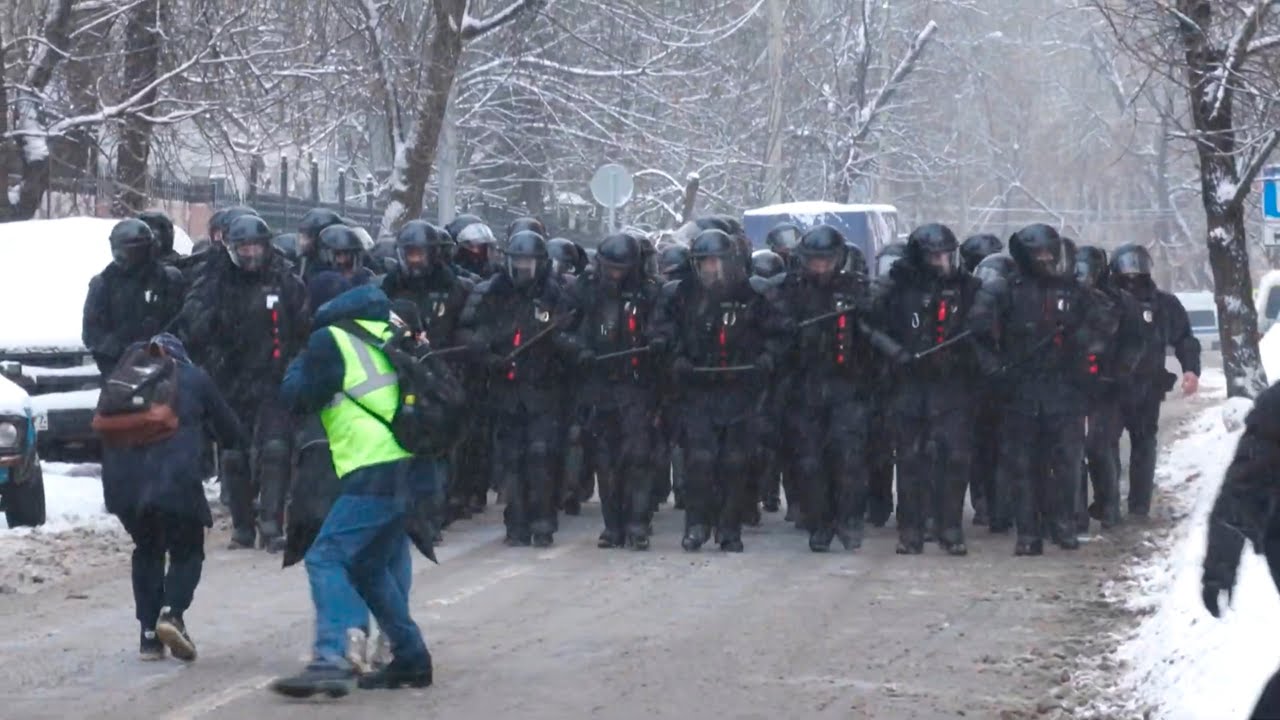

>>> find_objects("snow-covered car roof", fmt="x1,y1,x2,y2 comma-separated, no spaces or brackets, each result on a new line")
0,374,33,416
0,217,192,354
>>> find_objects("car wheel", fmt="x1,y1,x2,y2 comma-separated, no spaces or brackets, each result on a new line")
4,462,46,528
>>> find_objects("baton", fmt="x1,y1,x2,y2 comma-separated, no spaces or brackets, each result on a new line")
797,306,856,329
503,322,561,363
595,345,651,362
691,364,757,374
910,329,974,362
423,345,469,359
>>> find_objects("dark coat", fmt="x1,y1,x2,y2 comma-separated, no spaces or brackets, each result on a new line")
101,341,244,525
82,261,186,375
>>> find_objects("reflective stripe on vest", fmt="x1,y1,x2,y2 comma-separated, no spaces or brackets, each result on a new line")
319,320,411,479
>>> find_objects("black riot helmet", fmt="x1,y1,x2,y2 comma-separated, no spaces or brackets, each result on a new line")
272,233,299,264
750,249,786,279
317,224,366,274
547,237,583,277
960,233,1003,275
109,219,157,270
504,230,549,288
1076,246,1109,289
507,216,547,240
136,211,175,256
297,208,344,258
906,223,960,277
689,229,741,290
445,214,487,245
875,242,907,277
973,253,1017,286
844,241,868,277
1008,224,1063,278
208,205,258,247
796,225,847,285
224,215,273,273
595,233,642,290
694,216,734,235
766,222,803,261
659,244,691,283
1110,243,1154,277
396,220,452,278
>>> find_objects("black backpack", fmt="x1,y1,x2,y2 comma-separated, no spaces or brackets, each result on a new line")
91,342,180,447
336,321,467,459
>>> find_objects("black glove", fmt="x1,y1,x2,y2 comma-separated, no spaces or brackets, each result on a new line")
576,348,596,365
894,348,915,366
1201,581,1233,619
755,353,775,375
672,356,694,380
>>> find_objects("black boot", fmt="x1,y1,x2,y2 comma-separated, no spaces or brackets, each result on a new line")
835,523,863,551
1014,538,1044,556
720,536,744,553
227,526,255,550
271,664,356,699
504,530,531,547
562,496,581,516
808,528,834,553
682,525,708,552
358,655,433,690
532,532,554,548
628,532,650,551
597,530,624,549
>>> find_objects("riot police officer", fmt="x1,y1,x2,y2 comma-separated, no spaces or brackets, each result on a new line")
748,249,788,521
557,234,662,549
458,230,568,547
876,224,980,556
865,241,908,527
970,224,1118,555
83,219,187,375
766,223,803,269
447,214,498,279
316,225,377,285
1075,245,1146,530
296,208,346,280
959,233,1005,526
652,229,787,552
778,226,885,551
179,214,309,550
971,252,1018,533
1108,243,1201,519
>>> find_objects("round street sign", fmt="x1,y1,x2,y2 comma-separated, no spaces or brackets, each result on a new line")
589,163,634,209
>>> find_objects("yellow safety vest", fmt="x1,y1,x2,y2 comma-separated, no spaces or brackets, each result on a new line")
319,320,411,479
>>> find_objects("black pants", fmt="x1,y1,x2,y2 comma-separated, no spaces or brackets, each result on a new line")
969,401,1001,516
865,400,895,524
586,401,655,539
1119,389,1163,515
1004,408,1086,544
894,407,972,546
1082,397,1124,526
681,394,752,544
119,509,205,629
493,407,561,538
223,394,293,539
789,396,870,538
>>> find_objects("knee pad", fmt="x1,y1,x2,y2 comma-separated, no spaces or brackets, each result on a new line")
220,449,247,473
260,439,289,464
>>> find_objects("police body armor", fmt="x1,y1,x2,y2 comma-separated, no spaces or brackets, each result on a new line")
887,281,972,379
587,288,655,385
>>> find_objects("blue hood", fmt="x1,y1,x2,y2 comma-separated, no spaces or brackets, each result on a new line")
314,284,391,327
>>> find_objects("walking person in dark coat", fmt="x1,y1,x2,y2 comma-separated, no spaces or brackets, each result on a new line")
100,333,244,662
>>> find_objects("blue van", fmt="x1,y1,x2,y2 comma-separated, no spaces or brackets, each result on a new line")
742,201,899,274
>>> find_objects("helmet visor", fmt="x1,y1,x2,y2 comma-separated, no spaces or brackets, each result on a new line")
876,254,900,277
399,246,430,277
509,256,539,285
803,253,839,280
926,250,957,276
229,242,268,272
456,223,496,248
696,256,728,288
112,242,152,269
1112,251,1151,276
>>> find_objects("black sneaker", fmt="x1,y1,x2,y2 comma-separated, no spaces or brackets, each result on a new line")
271,664,356,699
140,629,165,661
357,655,433,690
155,609,197,662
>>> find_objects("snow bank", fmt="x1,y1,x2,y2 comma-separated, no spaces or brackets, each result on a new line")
0,462,113,533
0,217,192,354
1108,387,1280,718
1261,325,1280,383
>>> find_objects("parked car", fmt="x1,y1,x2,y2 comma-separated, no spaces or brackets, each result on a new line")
1175,291,1220,352
0,217,192,458
0,364,46,527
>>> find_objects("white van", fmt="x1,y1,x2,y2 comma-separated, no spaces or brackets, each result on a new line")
1175,291,1220,351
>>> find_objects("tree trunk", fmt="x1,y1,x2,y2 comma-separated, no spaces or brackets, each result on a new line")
761,0,786,204
381,0,466,236
113,0,163,216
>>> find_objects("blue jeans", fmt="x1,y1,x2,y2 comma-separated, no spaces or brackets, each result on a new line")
328,536,412,644
305,491,428,669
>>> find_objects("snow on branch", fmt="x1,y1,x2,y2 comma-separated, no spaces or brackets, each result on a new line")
1210,1,1273,122
461,0,544,42
1230,129,1280,208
